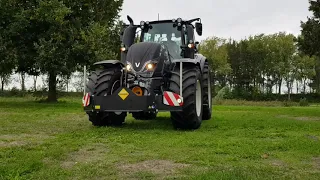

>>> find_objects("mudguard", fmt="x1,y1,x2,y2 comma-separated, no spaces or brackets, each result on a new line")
195,54,208,72
94,60,124,66
94,60,125,68
172,53,208,73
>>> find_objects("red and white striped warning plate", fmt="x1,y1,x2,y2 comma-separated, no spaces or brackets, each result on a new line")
82,93,91,107
163,91,183,107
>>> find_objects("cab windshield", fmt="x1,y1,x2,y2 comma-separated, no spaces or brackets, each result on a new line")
141,23,182,59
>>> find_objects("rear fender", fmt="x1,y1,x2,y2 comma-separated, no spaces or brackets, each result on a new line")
172,54,208,73
172,58,202,71
195,54,208,73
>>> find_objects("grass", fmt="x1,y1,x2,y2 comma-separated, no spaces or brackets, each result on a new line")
214,99,320,107
1,97,320,180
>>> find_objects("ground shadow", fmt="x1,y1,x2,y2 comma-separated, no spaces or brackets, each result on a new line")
120,116,175,131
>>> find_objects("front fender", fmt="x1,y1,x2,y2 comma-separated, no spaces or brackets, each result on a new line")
195,54,208,73
94,60,125,67
172,56,207,72
172,58,198,65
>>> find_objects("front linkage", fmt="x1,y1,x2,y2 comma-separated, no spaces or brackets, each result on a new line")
83,84,184,113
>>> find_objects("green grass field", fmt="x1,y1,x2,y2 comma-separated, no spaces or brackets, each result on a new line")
1,97,320,180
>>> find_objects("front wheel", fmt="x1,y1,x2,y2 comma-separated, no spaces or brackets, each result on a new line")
85,66,126,126
168,65,203,130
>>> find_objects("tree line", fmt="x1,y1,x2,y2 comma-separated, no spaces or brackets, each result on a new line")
199,33,318,100
0,0,124,101
1,0,320,102
200,0,320,101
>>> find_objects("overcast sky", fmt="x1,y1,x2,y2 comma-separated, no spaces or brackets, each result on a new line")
119,0,312,41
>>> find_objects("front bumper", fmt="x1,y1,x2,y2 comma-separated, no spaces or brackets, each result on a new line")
83,87,183,112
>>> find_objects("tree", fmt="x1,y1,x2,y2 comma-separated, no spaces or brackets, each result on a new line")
273,33,296,100
7,0,123,101
0,39,15,91
0,74,11,91
297,0,320,94
0,0,17,91
199,37,232,91
246,34,270,93
294,54,316,94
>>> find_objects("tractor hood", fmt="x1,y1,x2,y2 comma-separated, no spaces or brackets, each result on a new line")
126,42,162,72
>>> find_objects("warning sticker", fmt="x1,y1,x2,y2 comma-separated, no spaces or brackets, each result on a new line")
118,88,129,100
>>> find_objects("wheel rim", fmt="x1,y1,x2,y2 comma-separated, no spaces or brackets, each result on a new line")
196,80,202,117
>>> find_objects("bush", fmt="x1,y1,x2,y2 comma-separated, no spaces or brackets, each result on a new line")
213,86,229,105
299,98,309,106
282,100,298,107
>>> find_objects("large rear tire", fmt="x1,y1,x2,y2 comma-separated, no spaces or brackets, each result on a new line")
202,61,212,120
168,65,203,130
86,67,126,127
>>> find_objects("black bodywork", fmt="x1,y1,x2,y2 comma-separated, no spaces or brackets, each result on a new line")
126,42,171,77
84,16,207,113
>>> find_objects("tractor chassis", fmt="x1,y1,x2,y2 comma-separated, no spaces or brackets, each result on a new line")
83,87,182,113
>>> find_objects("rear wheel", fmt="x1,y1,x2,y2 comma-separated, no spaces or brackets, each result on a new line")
168,65,203,130
86,66,126,126
202,61,212,120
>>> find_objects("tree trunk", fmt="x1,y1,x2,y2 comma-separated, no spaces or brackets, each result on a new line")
34,76,38,91
303,79,306,94
1,78,3,91
48,71,57,102
316,68,320,94
66,81,69,92
296,81,299,94
278,79,282,95
315,58,320,94
287,81,291,101
221,75,226,87
21,72,25,91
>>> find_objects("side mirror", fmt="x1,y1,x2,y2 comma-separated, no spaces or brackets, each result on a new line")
127,15,134,25
195,22,202,36
122,26,137,48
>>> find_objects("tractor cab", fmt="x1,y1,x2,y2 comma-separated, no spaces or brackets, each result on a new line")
139,21,182,59
120,17,203,63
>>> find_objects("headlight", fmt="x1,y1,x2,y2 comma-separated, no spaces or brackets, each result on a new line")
147,63,153,70
146,63,156,71
126,64,132,71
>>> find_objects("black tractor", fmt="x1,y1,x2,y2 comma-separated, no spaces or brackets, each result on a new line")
83,16,212,130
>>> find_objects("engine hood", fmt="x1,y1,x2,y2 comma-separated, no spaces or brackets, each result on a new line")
126,42,161,72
